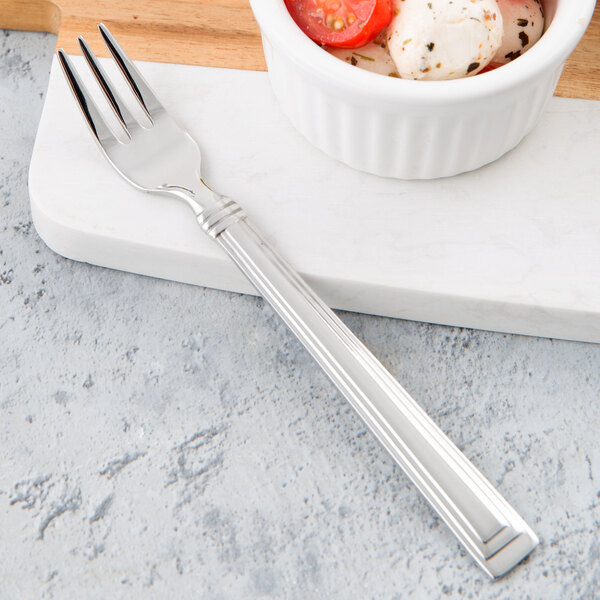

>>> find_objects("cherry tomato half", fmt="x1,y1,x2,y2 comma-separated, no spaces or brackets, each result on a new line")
479,62,502,74
284,0,393,49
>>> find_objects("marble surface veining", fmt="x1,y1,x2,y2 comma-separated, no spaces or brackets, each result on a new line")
1,29,600,599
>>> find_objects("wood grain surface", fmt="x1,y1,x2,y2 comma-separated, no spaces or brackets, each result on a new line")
2,0,599,100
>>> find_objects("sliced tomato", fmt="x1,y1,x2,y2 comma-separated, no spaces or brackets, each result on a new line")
480,62,502,74
285,0,393,49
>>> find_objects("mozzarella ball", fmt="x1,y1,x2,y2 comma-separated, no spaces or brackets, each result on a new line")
328,39,398,77
493,0,545,64
387,0,504,80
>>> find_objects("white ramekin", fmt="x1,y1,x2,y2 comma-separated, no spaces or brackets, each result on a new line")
249,0,596,179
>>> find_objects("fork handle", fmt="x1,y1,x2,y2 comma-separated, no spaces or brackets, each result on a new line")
204,205,537,578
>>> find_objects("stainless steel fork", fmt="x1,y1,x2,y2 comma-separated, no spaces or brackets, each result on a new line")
57,24,538,578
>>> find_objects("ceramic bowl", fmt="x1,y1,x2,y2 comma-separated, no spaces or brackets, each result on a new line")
249,0,596,179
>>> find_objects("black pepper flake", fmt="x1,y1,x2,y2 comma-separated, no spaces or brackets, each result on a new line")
505,50,521,61
517,18,529,27
350,56,358,66
427,42,435,52
519,31,529,47
466,62,480,73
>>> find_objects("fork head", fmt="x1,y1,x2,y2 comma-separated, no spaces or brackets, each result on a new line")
57,24,207,204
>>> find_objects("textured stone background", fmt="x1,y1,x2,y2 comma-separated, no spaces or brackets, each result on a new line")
1,29,599,599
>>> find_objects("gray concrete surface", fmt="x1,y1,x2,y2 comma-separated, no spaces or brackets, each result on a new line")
1,28,599,599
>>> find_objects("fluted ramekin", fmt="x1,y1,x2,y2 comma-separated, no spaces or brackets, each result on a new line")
249,0,596,179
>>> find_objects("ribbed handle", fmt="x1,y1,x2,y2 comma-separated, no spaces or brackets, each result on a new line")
207,207,537,578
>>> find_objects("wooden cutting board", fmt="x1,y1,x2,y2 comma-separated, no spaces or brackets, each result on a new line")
2,0,600,100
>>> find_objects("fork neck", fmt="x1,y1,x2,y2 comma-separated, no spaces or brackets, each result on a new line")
157,180,224,216
157,181,246,240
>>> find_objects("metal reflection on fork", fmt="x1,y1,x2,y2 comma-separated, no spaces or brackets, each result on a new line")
56,24,539,578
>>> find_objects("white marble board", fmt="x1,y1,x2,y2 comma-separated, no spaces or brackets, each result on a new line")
29,56,600,343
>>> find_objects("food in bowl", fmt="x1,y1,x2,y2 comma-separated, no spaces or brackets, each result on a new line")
284,0,545,80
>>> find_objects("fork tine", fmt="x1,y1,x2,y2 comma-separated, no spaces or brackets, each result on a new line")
78,36,135,137
57,49,116,144
98,23,163,122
